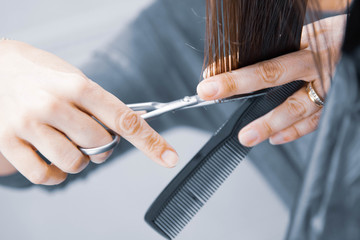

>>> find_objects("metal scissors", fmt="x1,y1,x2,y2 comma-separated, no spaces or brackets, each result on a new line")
79,89,268,155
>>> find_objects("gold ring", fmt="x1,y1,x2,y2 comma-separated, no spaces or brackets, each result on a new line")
306,81,324,107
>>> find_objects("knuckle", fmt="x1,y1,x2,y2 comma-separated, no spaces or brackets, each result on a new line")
291,125,302,139
41,98,61,115
144,132,165,156
72,75,93,96
28,168,49,185
16,112,38,132
0,128,15,145
309,113,321,130
116,110,143,136
62,152,88,173
286,97,306,118
262,120,274,136
222,72,239,94
256,59,285,83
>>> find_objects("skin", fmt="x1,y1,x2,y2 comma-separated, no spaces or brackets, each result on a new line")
0,40,178,183
197,15,346,147
309,0,351,11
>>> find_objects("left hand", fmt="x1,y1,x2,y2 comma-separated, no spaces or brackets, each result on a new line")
197,15,346,147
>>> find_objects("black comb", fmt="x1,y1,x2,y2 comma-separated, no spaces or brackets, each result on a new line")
145,80,305,239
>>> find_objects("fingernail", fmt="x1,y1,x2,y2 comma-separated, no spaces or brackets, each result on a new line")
161,150,178,168
197,81,219,98
239,129,259,146
269,134,285,145
202,67,210,79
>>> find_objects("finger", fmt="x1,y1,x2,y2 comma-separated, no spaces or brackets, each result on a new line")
43,103,114,164
19,123,90,174
71,81,178,168
0,138,67,185
238,86,321,147
197,49,317,100
269,110,321,145
300,15,347,50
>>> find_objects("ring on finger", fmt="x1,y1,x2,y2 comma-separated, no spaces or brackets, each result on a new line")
306,81,324,107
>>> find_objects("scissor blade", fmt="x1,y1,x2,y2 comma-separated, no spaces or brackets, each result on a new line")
140,96,199,120
126,102,167,111
126,88,268,120
182,89,268,110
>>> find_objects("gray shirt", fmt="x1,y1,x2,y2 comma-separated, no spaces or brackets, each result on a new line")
1,0,359,239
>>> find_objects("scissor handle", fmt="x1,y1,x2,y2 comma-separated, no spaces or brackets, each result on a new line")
79,129,120,156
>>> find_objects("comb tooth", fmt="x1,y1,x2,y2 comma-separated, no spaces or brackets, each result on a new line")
202,163,225,185
186,179,209,201
215,150,237,170
219,144,243,165
213,150,232,174
189,174,214,199
162,213,183,236
171,190,197,217
174,191,200,218
156,189,204,237
198,166,221,190
210,157,232,176
154,218,168,235
228,144,245,162
217,145,240,165
208,151,233,176
193,170,217,197
200,160,224,185
162,203,187,231
227,138,248,156
162,208,184,237
155,217,176,239
212,149,237,175
157,213,179,237
226,139,245,155
180,187,204,210
181,186,205,208
168,200,195,226
185,181,208,202
203,164,226,184
174,190,201,220
227,139,245,155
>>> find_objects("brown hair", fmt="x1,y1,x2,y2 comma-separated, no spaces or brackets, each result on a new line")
204,0,308,77
204,0,352,97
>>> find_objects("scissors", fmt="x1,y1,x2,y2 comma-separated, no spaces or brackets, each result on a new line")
79,89,268,155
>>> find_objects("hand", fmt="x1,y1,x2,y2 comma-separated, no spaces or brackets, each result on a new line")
197,15,346,147
0,40,178,184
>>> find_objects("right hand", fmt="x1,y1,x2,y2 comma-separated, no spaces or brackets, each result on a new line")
0,40,178,185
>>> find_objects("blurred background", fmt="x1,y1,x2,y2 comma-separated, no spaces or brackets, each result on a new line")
0,1,288,239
